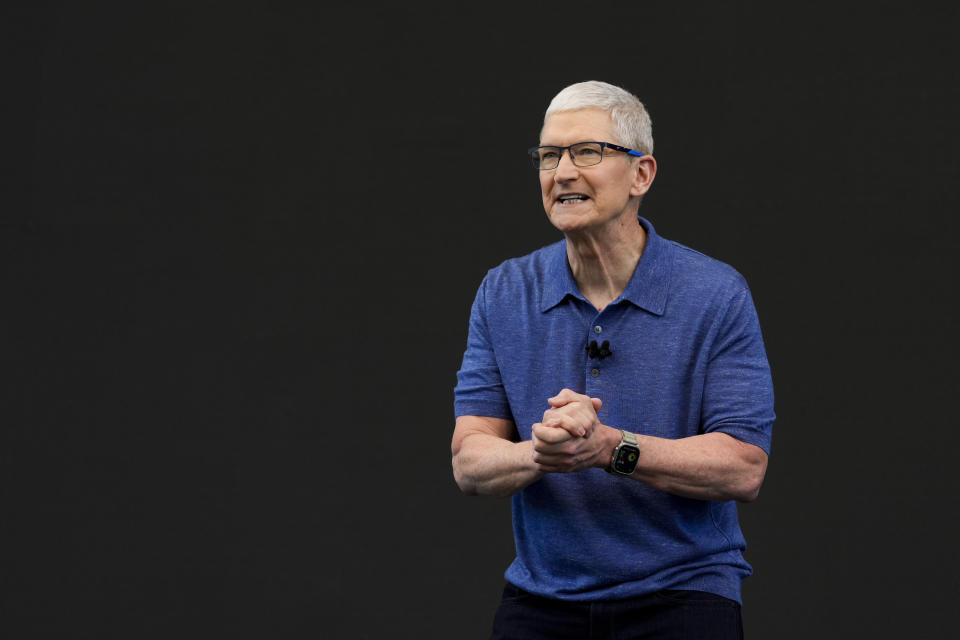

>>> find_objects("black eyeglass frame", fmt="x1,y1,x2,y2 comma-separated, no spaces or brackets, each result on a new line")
527,141,645,170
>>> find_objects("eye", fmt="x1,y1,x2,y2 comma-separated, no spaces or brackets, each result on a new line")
573,144,602,159
540,149,560,160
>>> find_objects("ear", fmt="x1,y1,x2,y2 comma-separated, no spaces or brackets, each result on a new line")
629,155,657,197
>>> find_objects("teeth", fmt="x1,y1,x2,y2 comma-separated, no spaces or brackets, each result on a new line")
560,196,586,203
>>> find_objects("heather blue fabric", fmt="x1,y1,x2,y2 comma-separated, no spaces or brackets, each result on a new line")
454,217,775,604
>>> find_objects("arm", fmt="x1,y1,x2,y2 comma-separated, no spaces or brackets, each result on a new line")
452,396,606,497
606,428,767,502
533,389,768,502
452,274,551,498
451,415,544,498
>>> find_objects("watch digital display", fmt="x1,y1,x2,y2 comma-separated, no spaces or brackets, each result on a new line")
613,446,640,473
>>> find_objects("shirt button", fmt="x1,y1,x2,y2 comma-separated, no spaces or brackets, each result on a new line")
593,325,602,334
591,368,600,377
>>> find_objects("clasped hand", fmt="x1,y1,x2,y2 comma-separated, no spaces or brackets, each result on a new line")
531,389,609,473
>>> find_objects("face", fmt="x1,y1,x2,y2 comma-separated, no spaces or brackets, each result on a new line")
538,108,649,236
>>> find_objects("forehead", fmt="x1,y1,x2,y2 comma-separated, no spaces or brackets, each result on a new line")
540,108,614,145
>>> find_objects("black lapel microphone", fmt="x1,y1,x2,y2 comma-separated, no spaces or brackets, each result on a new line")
586,339,612,360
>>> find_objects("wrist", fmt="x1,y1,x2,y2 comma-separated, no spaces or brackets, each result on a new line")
593,424,621,469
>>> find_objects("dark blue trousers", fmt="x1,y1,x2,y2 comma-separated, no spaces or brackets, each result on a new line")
490,583,743,640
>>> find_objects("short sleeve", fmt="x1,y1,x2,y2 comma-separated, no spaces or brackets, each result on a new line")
700,287,776,453
453,276,514,421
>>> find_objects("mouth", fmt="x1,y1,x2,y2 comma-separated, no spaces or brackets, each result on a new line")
556,193,590,206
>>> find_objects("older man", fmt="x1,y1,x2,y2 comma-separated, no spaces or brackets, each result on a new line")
452,80,774,639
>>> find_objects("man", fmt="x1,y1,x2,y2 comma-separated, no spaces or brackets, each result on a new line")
452,80,774,639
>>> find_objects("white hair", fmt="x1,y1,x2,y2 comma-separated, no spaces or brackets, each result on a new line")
543,80,654,155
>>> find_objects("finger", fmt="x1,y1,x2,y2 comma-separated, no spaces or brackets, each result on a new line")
532,431,582,454
533,459,572,473
533,422,575,444
543,406,590,437
591,397,602,412
533,451,583,472
540,408,568,428
547,388,580,407
541,405,587,436
532,446,573,464
532,422,578,444
546,413,586,437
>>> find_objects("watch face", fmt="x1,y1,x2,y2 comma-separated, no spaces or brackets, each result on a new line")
613,445,640,473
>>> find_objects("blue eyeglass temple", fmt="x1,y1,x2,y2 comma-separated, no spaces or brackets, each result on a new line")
603,142,644,157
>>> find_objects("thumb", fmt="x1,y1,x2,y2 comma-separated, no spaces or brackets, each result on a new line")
547,388,575,407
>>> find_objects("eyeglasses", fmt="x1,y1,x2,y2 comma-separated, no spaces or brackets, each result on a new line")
527,141,644,170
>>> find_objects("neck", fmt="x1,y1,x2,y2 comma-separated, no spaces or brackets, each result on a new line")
566,217,647,311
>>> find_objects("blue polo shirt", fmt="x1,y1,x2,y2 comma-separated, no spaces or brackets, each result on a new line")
454,217,775,603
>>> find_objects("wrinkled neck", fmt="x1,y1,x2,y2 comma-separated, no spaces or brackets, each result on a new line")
566,220,646,311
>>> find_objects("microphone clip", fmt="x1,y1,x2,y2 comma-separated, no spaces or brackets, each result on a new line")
586,339,612,360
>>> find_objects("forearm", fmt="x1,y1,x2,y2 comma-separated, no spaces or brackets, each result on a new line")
452,434,544,498
615,430,767,502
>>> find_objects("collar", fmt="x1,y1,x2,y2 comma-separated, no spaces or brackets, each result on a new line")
539,216,671,316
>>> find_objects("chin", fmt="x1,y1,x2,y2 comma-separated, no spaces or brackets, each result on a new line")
547,207,597,234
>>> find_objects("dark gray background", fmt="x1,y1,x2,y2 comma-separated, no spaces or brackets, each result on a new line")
4,2,958,638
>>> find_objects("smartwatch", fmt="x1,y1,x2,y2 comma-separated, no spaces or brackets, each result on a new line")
608,430,640,476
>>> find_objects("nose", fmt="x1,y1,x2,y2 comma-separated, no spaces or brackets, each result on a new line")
553,148,580,182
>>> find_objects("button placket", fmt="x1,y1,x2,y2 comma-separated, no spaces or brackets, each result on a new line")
587,320,603,380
